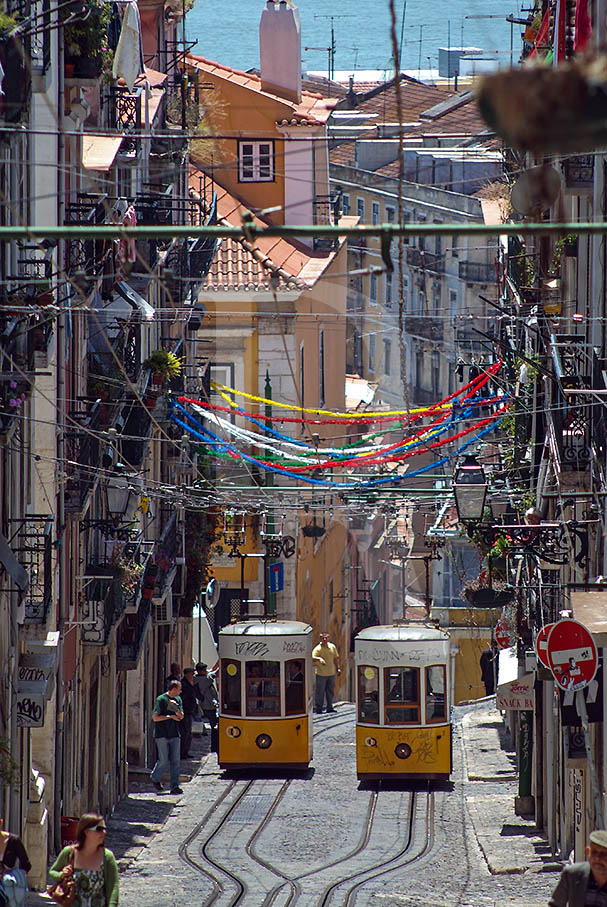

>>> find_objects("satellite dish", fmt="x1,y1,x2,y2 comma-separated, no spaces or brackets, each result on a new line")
510,165,562,216
205,578,220,608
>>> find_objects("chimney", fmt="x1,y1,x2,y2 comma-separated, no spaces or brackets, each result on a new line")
260,0,302,104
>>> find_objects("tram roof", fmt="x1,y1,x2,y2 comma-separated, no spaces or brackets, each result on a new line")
219,620,313,637
355,624,448,642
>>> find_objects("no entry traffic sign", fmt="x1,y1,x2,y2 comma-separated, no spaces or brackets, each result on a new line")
495,619,510,650
535,623,555,669
546,618,597,692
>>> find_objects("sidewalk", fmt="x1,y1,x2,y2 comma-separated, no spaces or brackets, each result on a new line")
25,723,213,905
459,701,555,876
27,705,558,903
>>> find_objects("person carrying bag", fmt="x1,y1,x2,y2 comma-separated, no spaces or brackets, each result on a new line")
0,817,30,907
47,848,75,905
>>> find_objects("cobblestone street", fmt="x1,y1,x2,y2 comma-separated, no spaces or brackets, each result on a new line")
27,704,560,905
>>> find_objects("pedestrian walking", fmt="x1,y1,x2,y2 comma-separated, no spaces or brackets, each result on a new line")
312,632,341,713
193,663,218,734
479,642,498,696
179,667,198,758
165,661,181,688
0,816,30,907
47,812,118,906
549,828,607,905
150,679,184,794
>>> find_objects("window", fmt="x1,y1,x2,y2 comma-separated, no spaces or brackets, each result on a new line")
383,338,391,376
238,141,274,182
432,351,440,396
426,665,446,723
329,577,334,615
384,666,420,724
285,659,306,715
415,350,424,387
356,197,365,222
449,289,458,325
434,220,442,258
385,205,395,223
299,342,305,435
342,193,351,215
319,329,325,407
246,661,280,716
433,282,441,316
358,665,379,724
385,271,393,306
451,234,458,258
417,213,426,251
370,273,378,305
372,201,380,225
368,332,376,372
221,659,241,715
403,210,411,244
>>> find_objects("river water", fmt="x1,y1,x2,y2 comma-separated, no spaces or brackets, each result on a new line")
186,0,523,78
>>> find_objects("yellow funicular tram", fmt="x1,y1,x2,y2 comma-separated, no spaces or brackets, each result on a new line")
218,619,314,770
355,623,452,781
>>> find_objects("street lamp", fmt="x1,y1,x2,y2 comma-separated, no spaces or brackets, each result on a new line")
453,454,487,523
105,464,143,525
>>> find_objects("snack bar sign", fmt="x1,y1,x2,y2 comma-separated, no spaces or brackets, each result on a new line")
496,674,535,711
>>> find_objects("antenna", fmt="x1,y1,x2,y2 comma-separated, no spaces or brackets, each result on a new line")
313,14,356,81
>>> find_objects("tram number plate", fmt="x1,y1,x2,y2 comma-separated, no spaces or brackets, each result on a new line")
230,794,275,824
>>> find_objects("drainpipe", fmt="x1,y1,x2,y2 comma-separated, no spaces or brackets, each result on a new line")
54,14,66,855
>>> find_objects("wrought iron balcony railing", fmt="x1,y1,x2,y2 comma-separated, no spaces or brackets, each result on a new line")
404,315,444,342
458,260,495,284
406,246,445,272
116,597,152,669
81,569,125,645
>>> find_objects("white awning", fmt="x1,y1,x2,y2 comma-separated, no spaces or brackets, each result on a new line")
82,135,123,172
115,281,155,321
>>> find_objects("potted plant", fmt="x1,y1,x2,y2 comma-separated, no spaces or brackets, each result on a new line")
462,571,515,607
62,0,113,79
113,557,144,595
143,349,184,383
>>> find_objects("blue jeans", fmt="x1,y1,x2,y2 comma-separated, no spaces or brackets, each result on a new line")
315,674,335,711
151,735,181,789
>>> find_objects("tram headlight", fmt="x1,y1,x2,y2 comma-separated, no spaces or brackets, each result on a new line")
394,742,412,760
365,737,377,747
255,733,272,749
226,726,241,738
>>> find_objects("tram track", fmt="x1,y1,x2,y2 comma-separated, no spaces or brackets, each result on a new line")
179,712,354,906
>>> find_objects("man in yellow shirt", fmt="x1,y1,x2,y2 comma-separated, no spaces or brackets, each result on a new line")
312,632,341,713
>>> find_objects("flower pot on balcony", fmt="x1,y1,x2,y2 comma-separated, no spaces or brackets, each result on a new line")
64,62,76,79
142,586,154,600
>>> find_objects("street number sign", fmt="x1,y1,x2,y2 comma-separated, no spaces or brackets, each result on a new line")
535,623,555,669
546,618,597,692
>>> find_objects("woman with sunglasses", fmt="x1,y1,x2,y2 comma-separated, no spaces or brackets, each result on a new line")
48,813,119,906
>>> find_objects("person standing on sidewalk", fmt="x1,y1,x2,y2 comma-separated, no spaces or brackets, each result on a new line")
179,668,198,759
150,680,183,794
549,829,607,905
312,632,341,714
193,663,218,735
48,813,119,906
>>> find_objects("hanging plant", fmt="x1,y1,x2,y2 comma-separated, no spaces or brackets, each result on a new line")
113,557,144,594
0,735,20,786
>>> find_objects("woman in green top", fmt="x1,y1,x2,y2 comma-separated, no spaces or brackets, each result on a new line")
48,813,119,906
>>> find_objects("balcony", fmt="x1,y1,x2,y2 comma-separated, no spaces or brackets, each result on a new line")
153,512,180,601
64,402,103,513
561,155,594,193
65,194,109,289
0,315,32,437
10,517,53,625
548,334,605,472
406,247,444,273
458,260,495,284
81,569,125,645
117,597,152,670
404,315,443,342
101,86,143,156
0,31,29,123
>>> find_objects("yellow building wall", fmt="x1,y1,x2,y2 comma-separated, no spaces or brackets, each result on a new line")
438,607,502,704
187,66,293,221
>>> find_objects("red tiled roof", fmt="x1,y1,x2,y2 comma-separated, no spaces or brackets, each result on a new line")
190,170,336,292
188,55,338,126
329,77,491,171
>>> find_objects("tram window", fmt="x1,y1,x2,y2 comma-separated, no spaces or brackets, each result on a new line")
358,665,379,724
384,666,419,724
246,661,280,716
221,659,241,715
285,659,305,714
426,665,446,722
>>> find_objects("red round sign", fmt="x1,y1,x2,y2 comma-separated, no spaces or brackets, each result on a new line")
535,623,555,669
495,620,510,650
546,618,597,692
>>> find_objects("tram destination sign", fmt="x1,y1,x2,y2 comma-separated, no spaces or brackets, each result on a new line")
356,643,448,666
